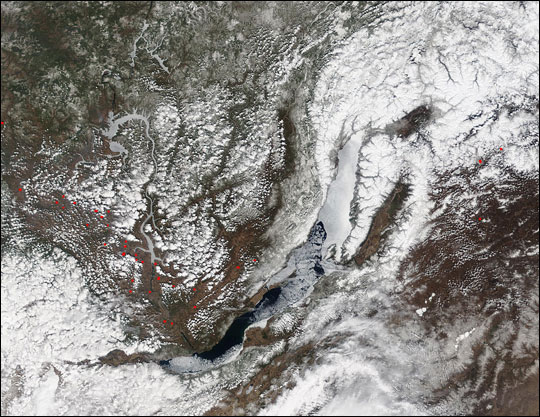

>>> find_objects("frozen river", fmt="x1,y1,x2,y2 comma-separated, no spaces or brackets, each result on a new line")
103,111,159,265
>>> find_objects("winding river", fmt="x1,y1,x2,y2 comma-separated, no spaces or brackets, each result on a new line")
103,112,159,264
104,110,360,371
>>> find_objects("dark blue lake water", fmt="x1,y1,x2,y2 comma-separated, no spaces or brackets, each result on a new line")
195,287,282,361
162,221,327,369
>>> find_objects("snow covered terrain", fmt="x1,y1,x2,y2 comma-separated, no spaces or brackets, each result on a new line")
1,1,538,416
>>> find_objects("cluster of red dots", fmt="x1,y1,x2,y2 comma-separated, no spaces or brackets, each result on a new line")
235,259,258,270
13,183,262,326
45,192,177,320
9,124,506,329
52,194,112,230
478,147,504,164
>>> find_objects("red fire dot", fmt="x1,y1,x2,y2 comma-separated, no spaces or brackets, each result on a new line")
106,224,109,227
86,223,89,227
1,121,4,125
154,262,157,266
95,209,98,213
131,279,134,282
62,195,65,198
18,188,22,191
479,159,482,164
129,290,132,293
236,266,240,269
163,320,167,323
107,210,110,213
61,206,65,209
253,259,257,262
55,201,59,204
100,215,104,219
141,260,144,264
170,322,173,326
104,243,107,246
157,277,160,280
479,217,482,221
193,288,196,291
73,201,76,205
125,240,127,243
122,252,126,256
499,147,503,151
148,290,152,294
193,305,197,309
172,285,175,288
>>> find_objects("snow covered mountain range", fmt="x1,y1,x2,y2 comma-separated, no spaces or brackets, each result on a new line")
2,2,538,415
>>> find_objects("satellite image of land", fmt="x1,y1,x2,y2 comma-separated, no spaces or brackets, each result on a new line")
1,1,538,416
